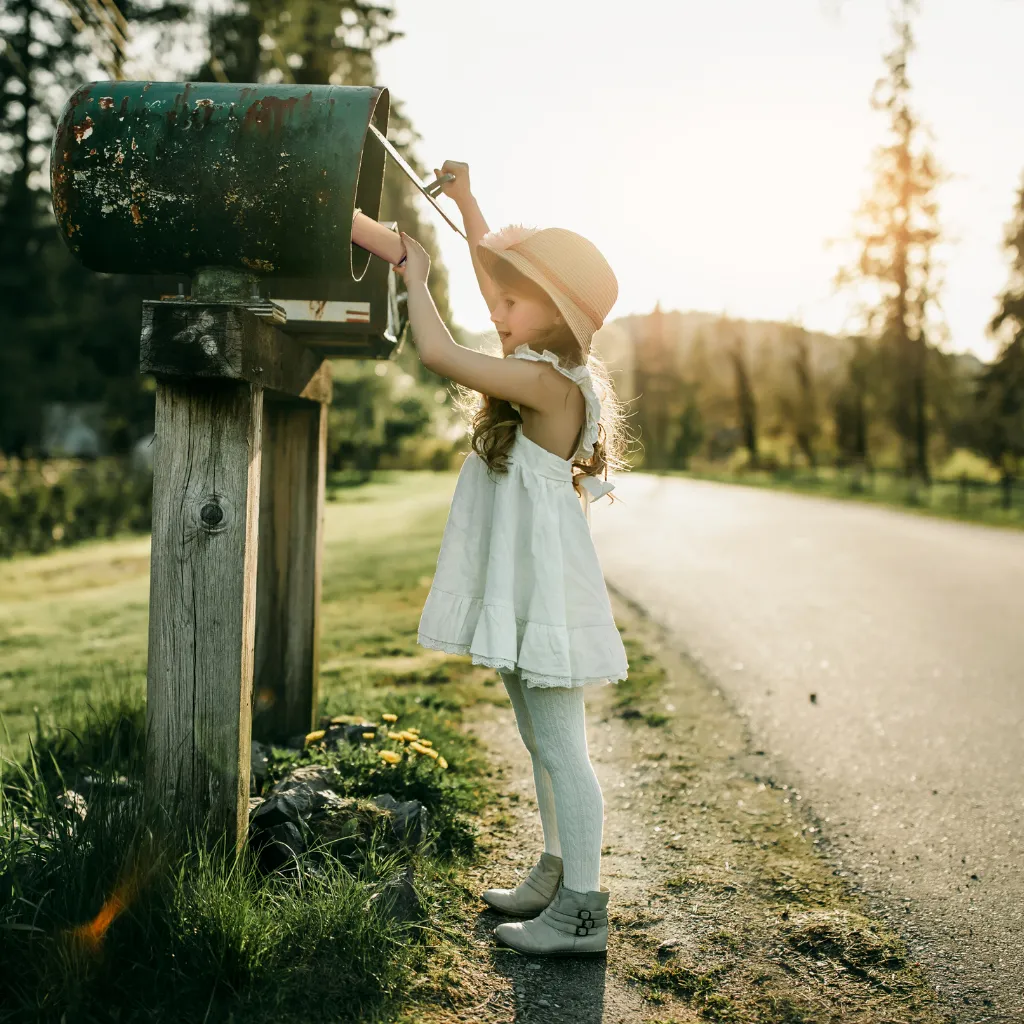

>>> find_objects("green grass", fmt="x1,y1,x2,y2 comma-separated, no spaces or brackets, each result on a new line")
0,469,510,1023
661,463,1024,529
609,635,673,727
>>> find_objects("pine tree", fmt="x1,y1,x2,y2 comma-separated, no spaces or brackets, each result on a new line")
832,336,874,467
0,0,450,453
725,322,759,468
777,323,819,468
979,177,1024,484
836,0,943,480
0,0,186,454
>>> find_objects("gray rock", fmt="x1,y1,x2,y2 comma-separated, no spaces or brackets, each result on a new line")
372,792,429,846
265,765,340,816
248,768,431,875
250,741,271,780
56,790,88,821
249,765,344,872
80,774,138,795
324,722,379,747
250,740,272,795
255,821,306,873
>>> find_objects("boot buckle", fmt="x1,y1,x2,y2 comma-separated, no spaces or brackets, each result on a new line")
576,925,589,936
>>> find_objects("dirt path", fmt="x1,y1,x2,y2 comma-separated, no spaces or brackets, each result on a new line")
413,593,946,1024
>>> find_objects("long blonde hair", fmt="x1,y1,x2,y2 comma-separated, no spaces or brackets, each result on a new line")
452,259,630,501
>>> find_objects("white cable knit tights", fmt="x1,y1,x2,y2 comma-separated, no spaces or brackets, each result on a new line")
498,669,604,893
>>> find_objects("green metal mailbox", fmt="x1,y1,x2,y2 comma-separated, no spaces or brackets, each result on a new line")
50,81,415,849
51,80,404,355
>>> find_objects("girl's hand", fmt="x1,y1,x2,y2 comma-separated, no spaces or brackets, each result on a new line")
433,160,472,205
395,232,430,286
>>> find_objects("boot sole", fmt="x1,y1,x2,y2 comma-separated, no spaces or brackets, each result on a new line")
493,933,607,958
479,895,551,918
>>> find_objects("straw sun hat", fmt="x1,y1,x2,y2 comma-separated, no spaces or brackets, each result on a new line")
477,225,618,353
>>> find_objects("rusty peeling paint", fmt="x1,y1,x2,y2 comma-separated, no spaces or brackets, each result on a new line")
51,81,387,280
73,116,94,143
241,257,275,273
242,95,300,137
190,98,216,129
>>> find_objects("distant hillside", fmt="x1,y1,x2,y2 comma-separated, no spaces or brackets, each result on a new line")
596,309,854,405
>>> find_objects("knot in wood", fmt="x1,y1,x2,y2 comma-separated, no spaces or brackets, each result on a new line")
192,492,233,534
200,501,224,527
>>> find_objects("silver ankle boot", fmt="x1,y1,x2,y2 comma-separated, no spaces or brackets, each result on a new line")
481,852,563,917
493,882,610,957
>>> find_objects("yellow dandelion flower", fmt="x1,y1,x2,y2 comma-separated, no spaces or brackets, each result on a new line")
387,731,405,741
422,747,439,759
361,731,375,740
381,713,398,723
406,728,420,736
379,750,402,764
437,756,448,769
417,738,433,747
408,741,428,755
304,729,325,745
399,730,418,742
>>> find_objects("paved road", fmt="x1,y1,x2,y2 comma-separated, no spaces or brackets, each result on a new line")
590,475,1024,1022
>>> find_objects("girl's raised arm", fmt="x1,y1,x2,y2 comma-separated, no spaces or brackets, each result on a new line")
403,273,564,412
433,161,499,314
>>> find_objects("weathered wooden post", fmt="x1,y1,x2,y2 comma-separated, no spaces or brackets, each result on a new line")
51,81,407,849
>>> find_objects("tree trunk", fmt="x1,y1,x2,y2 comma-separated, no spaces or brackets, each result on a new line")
730,335,759,467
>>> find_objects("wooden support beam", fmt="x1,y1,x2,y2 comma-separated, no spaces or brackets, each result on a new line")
141,301,332,403
145,379,263,850
252,397,328,744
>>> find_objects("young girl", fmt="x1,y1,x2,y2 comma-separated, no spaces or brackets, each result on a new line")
394,160,629,959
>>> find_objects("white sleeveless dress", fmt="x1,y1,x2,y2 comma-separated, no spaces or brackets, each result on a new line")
416,344,629,689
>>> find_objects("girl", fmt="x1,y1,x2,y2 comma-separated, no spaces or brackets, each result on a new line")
394,160,629,959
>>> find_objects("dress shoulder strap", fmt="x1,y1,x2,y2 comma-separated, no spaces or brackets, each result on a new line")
509,344,602,461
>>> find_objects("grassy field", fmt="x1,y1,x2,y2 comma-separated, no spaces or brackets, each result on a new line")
0,472,461,761
0,472,511,1023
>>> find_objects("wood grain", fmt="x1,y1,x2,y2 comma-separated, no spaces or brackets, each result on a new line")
252,397,327,743
145,379,263,849
141,301,332,403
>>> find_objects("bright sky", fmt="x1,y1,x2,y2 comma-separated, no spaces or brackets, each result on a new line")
375,0,1024,360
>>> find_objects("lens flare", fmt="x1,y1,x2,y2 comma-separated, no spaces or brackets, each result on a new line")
65,869,140,952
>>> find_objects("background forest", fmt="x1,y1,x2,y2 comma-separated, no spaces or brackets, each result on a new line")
2,0,1024,556
0,0,468,472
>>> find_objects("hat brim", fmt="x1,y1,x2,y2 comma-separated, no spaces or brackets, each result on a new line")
478,244,599,353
